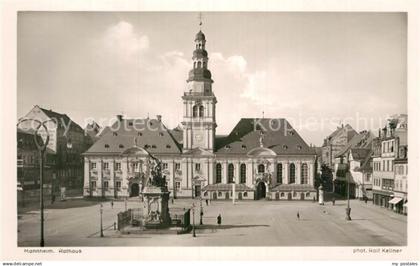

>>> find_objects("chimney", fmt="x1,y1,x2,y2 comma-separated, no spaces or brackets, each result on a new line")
157,115,162,122
117,114,123,121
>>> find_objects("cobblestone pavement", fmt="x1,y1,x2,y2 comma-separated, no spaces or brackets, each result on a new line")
17,198,406,246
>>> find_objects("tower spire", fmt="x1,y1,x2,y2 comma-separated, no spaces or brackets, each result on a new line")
198,12,203,29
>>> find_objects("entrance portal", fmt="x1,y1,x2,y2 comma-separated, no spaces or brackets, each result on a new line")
130,183,140,197
256,182,266,200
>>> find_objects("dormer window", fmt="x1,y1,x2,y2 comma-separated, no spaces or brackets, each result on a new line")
128,122,133,126
225,145,231,150
113,132,118,136
297,145,302,150
144,144,150,149
138,132,142,136
283,145,288,150
289,131,295,136
119,144,124,149
105,144,110,148
159,132,164,136
241,145,246,149
166,144,171,149
152,145,157,148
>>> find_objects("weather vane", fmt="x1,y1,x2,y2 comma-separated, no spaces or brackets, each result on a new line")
198,12,203,29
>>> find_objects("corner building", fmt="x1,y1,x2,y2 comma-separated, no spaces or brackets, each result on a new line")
83,30,317,200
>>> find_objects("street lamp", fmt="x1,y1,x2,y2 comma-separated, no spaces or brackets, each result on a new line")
100,203,104,237
199,197,203,225
232,179,236,205
192,203,196,237
345,171,352,221
17,118,53,247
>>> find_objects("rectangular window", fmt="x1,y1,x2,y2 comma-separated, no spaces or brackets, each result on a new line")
116,181,121,191
91,181,96,190
195,163,201,171
103,162,109,170
103,181,109,190
91,162,96,169
115,162,121,171
162,163,168,170
175,163,181,170
175,181,181,191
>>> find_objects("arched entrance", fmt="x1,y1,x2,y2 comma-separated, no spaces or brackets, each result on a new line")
256,182,266,200
130,183,140,197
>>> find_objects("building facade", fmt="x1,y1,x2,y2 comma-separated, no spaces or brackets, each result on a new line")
82,30,317,200
18,106,93,189
372,114,408,211
321,124,357,169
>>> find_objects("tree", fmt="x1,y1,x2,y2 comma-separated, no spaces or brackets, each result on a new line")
315,164,333,192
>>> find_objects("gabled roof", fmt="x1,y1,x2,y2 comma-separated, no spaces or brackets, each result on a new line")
215,118,315,156
38,107,84,132
335,131,375,158
323,124,357,146
84,118,182,155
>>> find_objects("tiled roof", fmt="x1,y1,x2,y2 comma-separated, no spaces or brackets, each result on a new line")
214,118,315,155
39,107,84,132
83,118,182,155
202,183,254,191
350,148,371,161
271,184,316,192
323,124,357,146
356,150,373,172
335,131,375,158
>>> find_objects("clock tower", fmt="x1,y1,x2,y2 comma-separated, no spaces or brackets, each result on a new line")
181,30,217,152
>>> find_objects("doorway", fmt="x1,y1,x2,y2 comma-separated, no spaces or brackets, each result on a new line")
256,182,266,200
130,183,140,197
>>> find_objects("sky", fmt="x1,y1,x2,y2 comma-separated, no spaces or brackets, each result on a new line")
17,12,407,146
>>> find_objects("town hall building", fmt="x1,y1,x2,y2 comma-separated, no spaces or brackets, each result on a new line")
83,30,317,200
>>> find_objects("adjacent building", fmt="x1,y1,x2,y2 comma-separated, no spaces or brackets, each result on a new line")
82,30,317,200
372,114,408,213
18,105,93,189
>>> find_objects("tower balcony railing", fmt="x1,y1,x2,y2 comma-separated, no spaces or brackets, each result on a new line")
183,91,213,97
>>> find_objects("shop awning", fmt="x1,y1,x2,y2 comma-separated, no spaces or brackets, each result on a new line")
388,197,403,204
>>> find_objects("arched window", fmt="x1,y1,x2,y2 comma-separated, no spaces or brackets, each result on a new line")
258,164,265,173
199,105,204,117
192,105,198,117
228,164,234,183
216,163,222,183
240,164,246,184
289,163,296,183
301,163,308,184
197,61,202,68
277,163,283,184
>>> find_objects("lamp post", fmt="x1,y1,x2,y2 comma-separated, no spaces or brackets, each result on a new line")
192,203,196,237
17,118,53,247
199,197,203,225
345,171,352,221
100,203,104,237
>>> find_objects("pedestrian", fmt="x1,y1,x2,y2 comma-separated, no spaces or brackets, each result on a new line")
51,194,56,205
297,211,300,220
332,198,335,206
206,199,208,206
365,197,368,204
312,196,316,202
111,200,114,209
217,214,222,226
171,198,174,204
